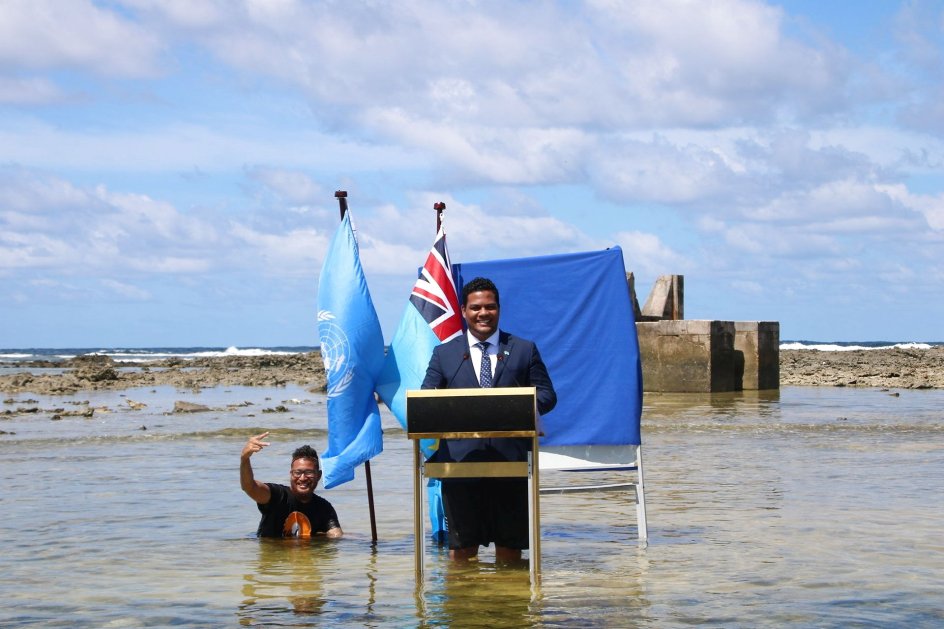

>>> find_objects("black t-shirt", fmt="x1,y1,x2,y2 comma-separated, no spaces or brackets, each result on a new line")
256,483,341,538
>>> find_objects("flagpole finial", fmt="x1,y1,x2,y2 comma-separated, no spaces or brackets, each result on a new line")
335,190,349,219
434,201,446,232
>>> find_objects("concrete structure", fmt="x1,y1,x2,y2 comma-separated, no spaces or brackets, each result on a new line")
629,274,780,392
626,272,642,321
637,320,739,392
641,275,683,321
734,321,780,391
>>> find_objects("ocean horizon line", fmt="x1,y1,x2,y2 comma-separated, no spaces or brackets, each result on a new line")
1,340,943,362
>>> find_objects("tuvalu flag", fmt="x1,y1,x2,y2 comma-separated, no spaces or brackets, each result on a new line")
376,225,462,430
317,211,385,489
375,225,462,543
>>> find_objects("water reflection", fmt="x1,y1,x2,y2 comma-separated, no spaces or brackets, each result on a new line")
644,388,782,421
3,385,943,626
238,538,338,624
419,557,535,627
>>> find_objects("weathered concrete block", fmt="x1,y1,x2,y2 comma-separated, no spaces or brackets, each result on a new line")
625,272,643,321
640,275,684,320
734,321,780,390
636,320,739,392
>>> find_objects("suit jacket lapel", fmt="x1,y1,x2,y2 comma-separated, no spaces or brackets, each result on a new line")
455,335,478,386
493,331,511,384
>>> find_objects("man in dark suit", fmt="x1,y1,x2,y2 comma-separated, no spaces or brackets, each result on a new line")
422,277,557,561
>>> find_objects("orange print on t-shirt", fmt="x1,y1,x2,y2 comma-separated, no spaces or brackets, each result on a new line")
283,511,312,537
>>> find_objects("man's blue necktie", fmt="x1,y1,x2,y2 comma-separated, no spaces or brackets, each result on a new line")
477,341,492,388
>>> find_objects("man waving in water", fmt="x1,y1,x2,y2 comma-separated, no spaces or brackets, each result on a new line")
240,432,343,538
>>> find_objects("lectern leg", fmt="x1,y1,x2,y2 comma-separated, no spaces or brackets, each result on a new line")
528,442,541,586
413,440,424,581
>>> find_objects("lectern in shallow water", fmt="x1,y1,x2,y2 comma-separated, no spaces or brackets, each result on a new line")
406,387,540,584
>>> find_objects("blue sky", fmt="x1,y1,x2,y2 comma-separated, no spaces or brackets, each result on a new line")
2,0,943,347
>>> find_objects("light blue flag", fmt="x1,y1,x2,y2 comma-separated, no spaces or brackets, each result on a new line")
375,226,462,543
376,303,439,430
376,299,449,543
317,212,385,489
376,225,462,441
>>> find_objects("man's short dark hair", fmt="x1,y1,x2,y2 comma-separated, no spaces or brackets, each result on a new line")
462,277,499,306
292,445,320,468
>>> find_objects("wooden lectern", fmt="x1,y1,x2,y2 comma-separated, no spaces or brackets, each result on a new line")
406,387,541,584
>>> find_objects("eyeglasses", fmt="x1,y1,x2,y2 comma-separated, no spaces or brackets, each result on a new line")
291,470,319,478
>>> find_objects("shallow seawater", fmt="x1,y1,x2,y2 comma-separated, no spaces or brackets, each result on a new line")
2,386,943,627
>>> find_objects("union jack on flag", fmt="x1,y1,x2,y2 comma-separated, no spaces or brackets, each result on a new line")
376,225,463,429
409,228,462,342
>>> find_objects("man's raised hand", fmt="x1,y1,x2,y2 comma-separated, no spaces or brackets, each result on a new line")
242,431,271,459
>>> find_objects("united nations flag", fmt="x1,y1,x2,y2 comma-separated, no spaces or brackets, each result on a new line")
316,211,385,489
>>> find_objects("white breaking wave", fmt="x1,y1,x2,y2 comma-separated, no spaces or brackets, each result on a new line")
0,347,314,364
780,342,933,351
72,347,303,362
172,347,301,359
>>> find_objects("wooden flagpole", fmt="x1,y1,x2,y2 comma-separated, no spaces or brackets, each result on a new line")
334,190,379,545
434,201,445,232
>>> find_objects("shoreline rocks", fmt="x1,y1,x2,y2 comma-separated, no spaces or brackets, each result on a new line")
779,346,944,389
0,352,328,395
2,347,943,395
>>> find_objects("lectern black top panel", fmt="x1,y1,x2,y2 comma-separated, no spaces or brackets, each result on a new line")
406,387,537,435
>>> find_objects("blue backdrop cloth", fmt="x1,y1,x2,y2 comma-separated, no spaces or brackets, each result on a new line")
317,212,386,489
454,247,642,446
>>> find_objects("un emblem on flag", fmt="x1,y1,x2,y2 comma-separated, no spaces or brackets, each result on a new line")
318,311,355,398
